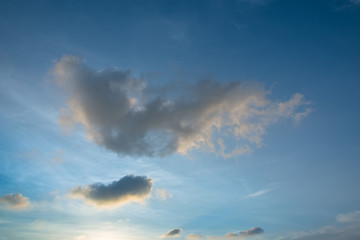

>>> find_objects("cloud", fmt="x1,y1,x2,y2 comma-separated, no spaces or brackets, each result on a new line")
154,188,173,200
161,228,182,238
225,227,264,238
243,188,273,199
337,210,360,223
294,108,313,124
0,193,30,210
276,211,360,240
54,56,311,157
186,233,204,240
277,225,360,240
70,175,152,208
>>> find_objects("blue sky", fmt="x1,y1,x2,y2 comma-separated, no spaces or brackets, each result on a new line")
1,0,360,239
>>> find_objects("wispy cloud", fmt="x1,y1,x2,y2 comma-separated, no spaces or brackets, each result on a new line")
243,188,273,199
161,228,182,238
277,210,360,240
186,233,204,240
277,225,360,240
154,188,173,200
0,193,30,210
335,0,360,11
54,56,311,158
337,210,360,223
70,175,152,208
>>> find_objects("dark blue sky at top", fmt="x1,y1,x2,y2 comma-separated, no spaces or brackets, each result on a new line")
2,0,360,79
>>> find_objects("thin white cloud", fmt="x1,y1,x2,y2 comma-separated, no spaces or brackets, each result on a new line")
276,225,360,240
335,0,360,11
54,56,311,158
276,210,360,240
337,210,360,223
70,175,152,208
186,233,204,240
243,188,273,199
0,193,30,210
154,188,173,200
294,108,313,124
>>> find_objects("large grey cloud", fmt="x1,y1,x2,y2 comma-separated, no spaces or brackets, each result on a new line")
0,193,30,210
55,56,311,157
161,228,182,238
70,175,152,207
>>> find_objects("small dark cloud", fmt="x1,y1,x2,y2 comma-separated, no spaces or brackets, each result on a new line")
239,227,264,236
162,228,182,238
71,175,152,208
224,227,264,239
0,193,30,210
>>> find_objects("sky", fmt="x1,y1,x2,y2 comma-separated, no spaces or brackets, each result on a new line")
1,0,360,239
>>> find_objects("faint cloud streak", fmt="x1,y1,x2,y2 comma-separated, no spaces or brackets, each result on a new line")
154,188,173,200
243,188,273,199
186,233,204,240
337,210,360,223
